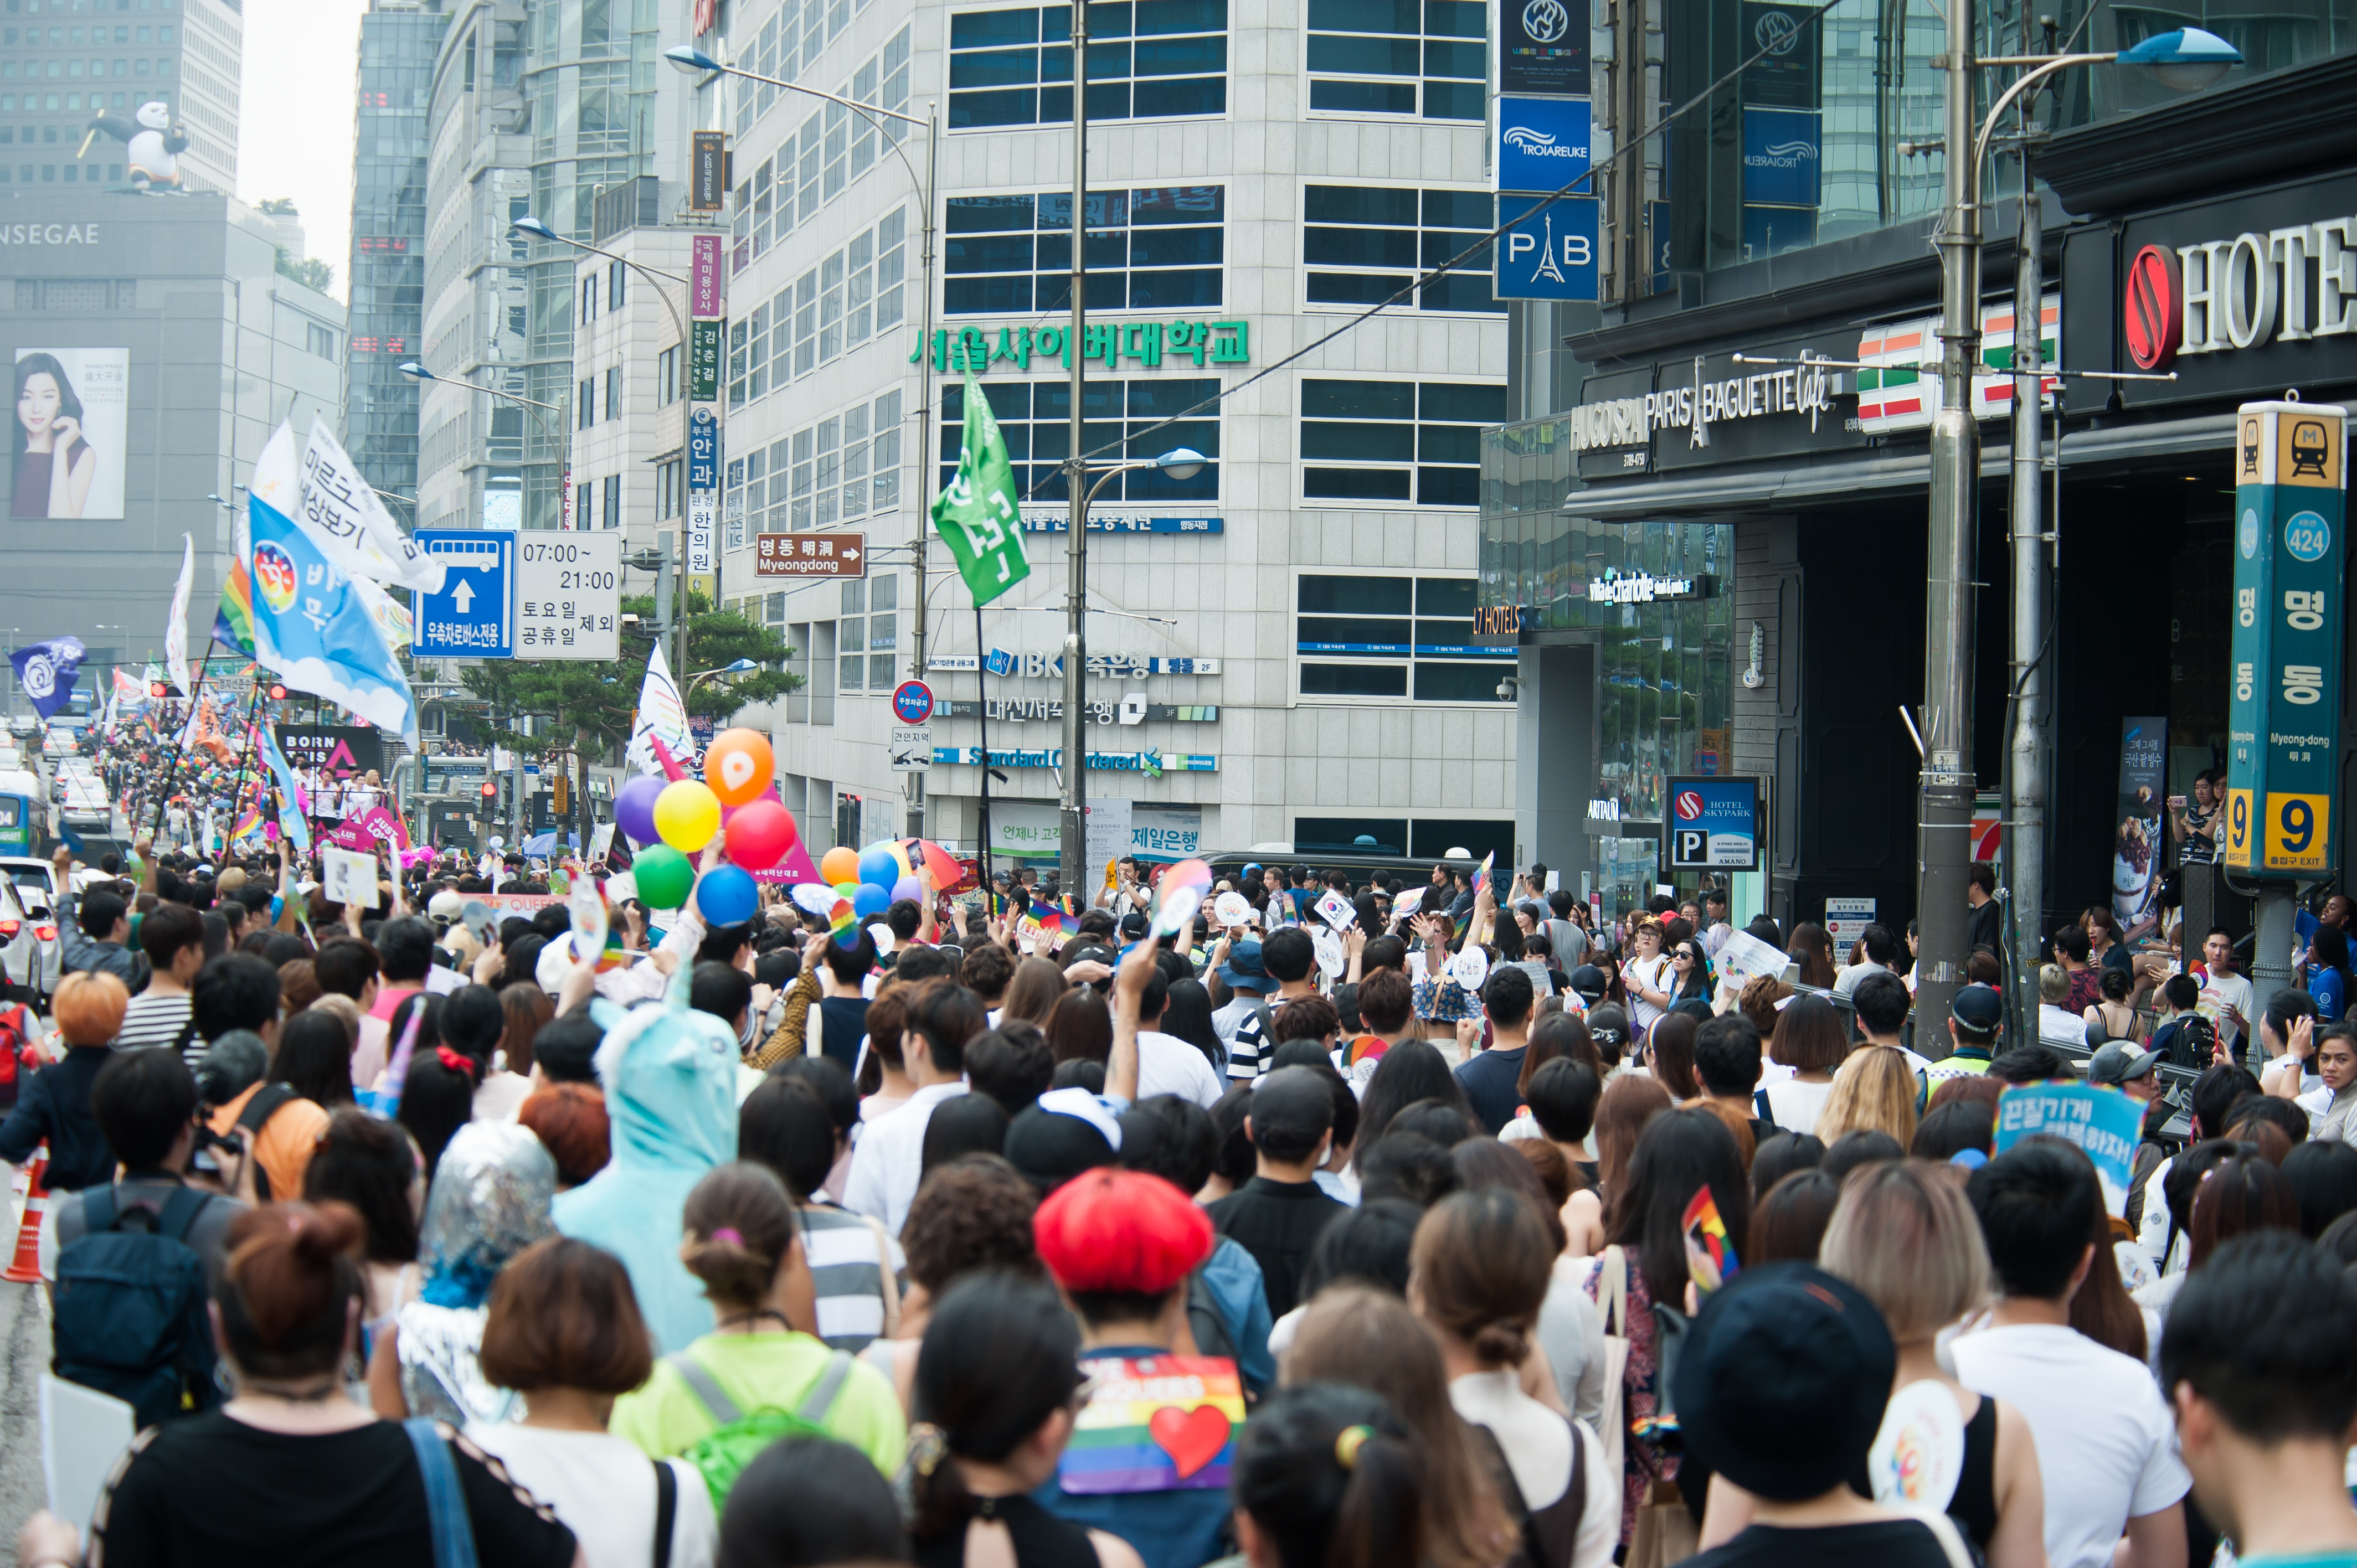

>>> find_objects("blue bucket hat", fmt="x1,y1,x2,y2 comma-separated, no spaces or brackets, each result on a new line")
1218,938,1269,991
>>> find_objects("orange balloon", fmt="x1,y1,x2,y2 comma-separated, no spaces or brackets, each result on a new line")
703,728,776,806
820,845,862,885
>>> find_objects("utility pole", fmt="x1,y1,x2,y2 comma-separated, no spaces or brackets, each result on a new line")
907,106,939,842
1057,24,1090,898
1914,0,1981,1038
2004,75,2049,1053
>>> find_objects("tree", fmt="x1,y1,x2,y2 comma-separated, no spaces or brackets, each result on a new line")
455,594,800,845
274,246,333,295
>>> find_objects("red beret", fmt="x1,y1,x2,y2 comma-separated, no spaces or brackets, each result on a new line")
1033,1169,1214,1296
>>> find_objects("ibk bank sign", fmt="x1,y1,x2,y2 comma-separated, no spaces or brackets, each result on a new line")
2083,173,2357,410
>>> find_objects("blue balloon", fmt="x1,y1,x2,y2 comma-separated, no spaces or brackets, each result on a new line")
858,844,901,886
698,864,759,927
852,881,891,918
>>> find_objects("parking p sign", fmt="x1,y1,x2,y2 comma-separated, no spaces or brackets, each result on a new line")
1666,775,1761,870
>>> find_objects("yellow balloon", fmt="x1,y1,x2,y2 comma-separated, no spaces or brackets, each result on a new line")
653,778,722,853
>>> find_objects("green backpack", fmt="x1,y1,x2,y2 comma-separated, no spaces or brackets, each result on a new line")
667,1348,857,1511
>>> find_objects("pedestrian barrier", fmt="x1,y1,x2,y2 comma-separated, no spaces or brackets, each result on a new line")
4,1144,49,1282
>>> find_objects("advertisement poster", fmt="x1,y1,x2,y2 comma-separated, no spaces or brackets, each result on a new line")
275,724,387,781
12,347,128,519
2112,716,2168,936
1499,0,1588,95
1825,897,1876,963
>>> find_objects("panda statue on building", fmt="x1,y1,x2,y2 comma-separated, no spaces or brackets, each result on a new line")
79,99,192,193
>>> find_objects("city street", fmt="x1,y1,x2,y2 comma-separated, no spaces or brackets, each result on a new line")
0,1283,49,1547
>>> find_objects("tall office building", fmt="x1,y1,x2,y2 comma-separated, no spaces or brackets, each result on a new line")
0,0,241,195
345,1,449,506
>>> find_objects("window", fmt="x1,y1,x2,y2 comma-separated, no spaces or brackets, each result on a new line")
819,248,844,363
727,450,760,549
306,322,334,358
1300,379,1505,505
577,378,593,429
791,427,814,527
940,376,1217,502
948,0,1226,129
851,57,878,177
780,390,903,529
577,479,594,529
822,100,848,202
871,390,903,510
1304,184,1500,313
602,473,620,530
1295,575,1512,702
603,364,620,421
728,300,770,406
840,579,866,689
657,345,678,406
1306,0,1485,121
657,457,681,519
579,274,595,325
945,185,1222,315
792,267,818,375
814,416,840,526
868,571,898,688
608,260,625,310
796,110,822,220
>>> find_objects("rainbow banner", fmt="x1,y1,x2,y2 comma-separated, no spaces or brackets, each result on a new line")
1058,1355,1243,1495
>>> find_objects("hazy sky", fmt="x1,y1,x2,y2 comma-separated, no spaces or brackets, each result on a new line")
236,0,369,302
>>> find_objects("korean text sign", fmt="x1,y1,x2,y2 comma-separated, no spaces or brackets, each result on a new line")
1993,1082,2146,1216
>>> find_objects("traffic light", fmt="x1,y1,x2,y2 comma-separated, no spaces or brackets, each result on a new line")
267,683,288,702
480,781,498,799
149,682,166,700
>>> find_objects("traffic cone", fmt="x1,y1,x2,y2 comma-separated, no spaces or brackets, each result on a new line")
4,1146,48,1283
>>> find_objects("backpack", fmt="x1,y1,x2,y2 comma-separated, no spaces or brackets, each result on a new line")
666,1347,856,1511
0,1003,38,1094
2163,1013,2219,1072
229,1084,300,1200
52,1185,222,1430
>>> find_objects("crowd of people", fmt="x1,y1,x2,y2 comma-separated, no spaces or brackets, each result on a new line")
2,834,2356,1568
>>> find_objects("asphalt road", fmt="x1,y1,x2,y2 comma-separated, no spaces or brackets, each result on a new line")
0,1282,50,1549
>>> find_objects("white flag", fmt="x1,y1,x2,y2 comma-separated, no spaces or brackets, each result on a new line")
300,419,446,594
162,532,193,699
624,641,696,776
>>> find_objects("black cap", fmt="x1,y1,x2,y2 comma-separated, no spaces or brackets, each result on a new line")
1951,983,2004,1033
1674,1263,1897,1502
1568,964,1609,1003
1002,1090,1119,1194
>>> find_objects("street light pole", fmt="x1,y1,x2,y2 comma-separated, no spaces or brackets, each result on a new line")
1060,17,1091,899
397,363,570,533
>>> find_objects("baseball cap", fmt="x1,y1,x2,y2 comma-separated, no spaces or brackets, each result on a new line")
1567,964,1610,1004
1002,1087,1123,1194
1674,1262,1897,1501
1033,1168,1213,1296
1951,983,2004,1033
2088,1041,2160,1086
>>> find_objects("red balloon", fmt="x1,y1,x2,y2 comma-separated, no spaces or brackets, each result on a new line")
724,798,799,871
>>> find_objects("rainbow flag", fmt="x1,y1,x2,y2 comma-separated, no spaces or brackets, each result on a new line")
1058,1355,1244,1495
213,548,257,656
830,897,860,948
1474,850,1495,896
1681,1185,1740,1287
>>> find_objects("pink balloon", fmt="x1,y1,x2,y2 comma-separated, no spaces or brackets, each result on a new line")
725,798,799,871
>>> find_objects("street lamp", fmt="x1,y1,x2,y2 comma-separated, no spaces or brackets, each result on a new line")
667,42,940,839
1058,447,1206,894
1916,23,2240,1044
398,361,574,534
511,214,692,406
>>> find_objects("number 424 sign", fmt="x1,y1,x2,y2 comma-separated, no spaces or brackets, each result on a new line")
2225,399,2346,875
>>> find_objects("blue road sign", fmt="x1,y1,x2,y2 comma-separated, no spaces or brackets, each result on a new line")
688,407,719,492
1496,96,1593,194
1495,195,1599,300
415,530,515,659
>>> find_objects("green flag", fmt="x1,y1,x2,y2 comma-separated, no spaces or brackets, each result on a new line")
930,368,1031,606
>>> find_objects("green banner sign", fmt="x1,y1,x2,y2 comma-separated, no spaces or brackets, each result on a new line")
2225,400,2346,876
689,318,723,403
910,319,1249,373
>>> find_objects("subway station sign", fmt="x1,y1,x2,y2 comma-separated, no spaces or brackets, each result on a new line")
2225,399,2347,875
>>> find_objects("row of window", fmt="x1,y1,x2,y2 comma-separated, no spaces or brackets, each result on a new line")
1,55,174,78
573,364,624,429
6,21,172,44
948,0,1225,128
1295,574,1512,702
1,161,121,181
835,574,900,690
945,185,1222,315
936,375,1218,503
728,389,905,541
578,259,627,327
729,207,908,406
1305,0,1484,121
734,0,883,138
730,25,910,277
1299,379,1505,506
572,472,624,531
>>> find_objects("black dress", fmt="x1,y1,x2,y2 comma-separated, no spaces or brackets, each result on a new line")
1843,1391,1999,1555
915,1494,1100,1568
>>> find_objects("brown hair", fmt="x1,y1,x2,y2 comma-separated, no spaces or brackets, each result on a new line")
1928,1073,2007,1116
1408,1188,1551,1368
900,1154,1043,1293
681,1162,800,1310
1000,957,1068,1026
1043,987,1113,1064
1270,993,1341,1046
479,1236,654,1395
1737,974,1793,1039
53,969,128,1046
865,987,908,1070
1357,966,1415,1036
277,960,321,1017
2189,1154,2299,1268
1692,1097,1757,1174
1771,992,1850,1074
1748,1168,1841,1265
1820,1160,1991,1340
1452,1138,1567,1254
1818,1045,1920,1148
500,982,554,1077
1284,1286,1521,1568
1645,1012,1701,1100
1594,1072,1672,1198
1520,1012,1596,1099
1787,923,1838,988
518,1084,611,1187
1515,1138,1573,1208
215,1201,366,1380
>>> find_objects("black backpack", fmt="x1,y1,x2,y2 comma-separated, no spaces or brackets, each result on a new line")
53,1186,223,1430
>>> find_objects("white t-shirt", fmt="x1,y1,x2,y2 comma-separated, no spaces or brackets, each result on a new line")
1624,955,1672,1030
1134,1029,1225,1107
1950,1323,2190,1568
462,1422,717,1568
842,1080,967,1236
2039,1003,2090,1049
2196,969,2254,1048
1447,1370,1618,1568
1761,1076,1834,1137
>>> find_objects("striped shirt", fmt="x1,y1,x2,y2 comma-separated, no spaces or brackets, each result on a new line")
799,1203,903,1353
116,991,198,1065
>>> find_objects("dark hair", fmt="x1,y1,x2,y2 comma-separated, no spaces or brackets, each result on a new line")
1821,1128,1907,1183
910,1272,1084,1539
1356,966,1416,1037
90,1045,199,1169
1519,1011,1596,1099
682,1163,800,1309
1049,1058,1105,1095
1383,1099,1480,1148
1911,1100,1994,1161
192,953,281,1043
2280,1140,2357,1240
1645,1012,1701,1100
214,1201,367,1380
1155,978,1223,1069
439,983,507,1070
1356,1039,1471,1156
1210,1085,1259,1188
1272,995,1342,1050
1606,1108,1752,1305
1355,1132,1461,1210
2160,1231,2357,1443
13,351,86,462
1480,964,1534,1029
1851,971,1911,1035
2189,1154,2299,1268
2225,1095,2310,1153
1968,1139,2102,1300
1300,1198,1423,1298
2162,972,2201,1013
739,1076,841,1201
822,929,878,986
1689,1012,1762,1100
1525,1056,1602,1145
900,1157,1043,1294
894,947,961,988
717,1435,910,1568
1748,1168,1843,1265
375,916,436,984
312,939,378,1002
1119,1094,1219,1195
1450,1138,1567,1255
1769,992,1848,1074
2192,1062,2263,1139
75,889,124,943
478,1236,653,1396
1785,923,1837,988
271,1009,356,1110
903,978,986,1076
1264,927,1316,984
691,961,757,1030
959,941,1016,1003
1988,1044,2075,1084
138,900,205,972
921,1092,1011,1176
1232,1382,1425,1568
532,1010,603,1085
1043,987,1113,1064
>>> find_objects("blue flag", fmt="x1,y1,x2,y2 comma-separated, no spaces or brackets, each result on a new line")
8,636,84,719
243,424,416,743
256,724,312,853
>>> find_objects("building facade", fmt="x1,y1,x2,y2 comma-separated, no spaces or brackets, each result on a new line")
0,0,240,195
0,192,343,689
685,0,1521,868
345,1,450,507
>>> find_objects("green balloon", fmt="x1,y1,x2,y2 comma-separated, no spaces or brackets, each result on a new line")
635,844,696,910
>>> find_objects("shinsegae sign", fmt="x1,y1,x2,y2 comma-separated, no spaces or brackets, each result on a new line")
1588,570,1712,604
912,319,1250,372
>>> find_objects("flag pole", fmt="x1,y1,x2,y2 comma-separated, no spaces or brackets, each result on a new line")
975,601,992,896
147,638,220,845
216,678,267,865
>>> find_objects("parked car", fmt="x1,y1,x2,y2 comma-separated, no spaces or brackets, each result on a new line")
0,866,60,1003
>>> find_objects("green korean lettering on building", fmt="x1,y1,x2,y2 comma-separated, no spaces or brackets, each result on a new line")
909,319,1250,373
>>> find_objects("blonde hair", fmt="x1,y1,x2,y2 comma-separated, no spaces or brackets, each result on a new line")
1819,1159,1990,1340
1816,1044,1920,1148
53,969,129,1046
2039,963,2068,1005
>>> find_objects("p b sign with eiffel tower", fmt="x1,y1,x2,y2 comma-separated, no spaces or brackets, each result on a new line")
1496,195,1599,301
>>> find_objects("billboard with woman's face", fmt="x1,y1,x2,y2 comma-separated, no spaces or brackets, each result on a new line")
12,348,127,520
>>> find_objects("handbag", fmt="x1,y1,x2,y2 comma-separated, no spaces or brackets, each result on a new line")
1594,1246,1632,1484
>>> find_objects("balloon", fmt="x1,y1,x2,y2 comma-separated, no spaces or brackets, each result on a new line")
634,844,694,909
698,864,759,926
654,779,722,852
704,728,775,807
820,845,862,885
615,775,665,845
833,881,860,901
725,798,797,871
892,874,922,903
858,843,903,888
852,881,891,918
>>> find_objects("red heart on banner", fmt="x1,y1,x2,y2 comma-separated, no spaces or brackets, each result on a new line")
1146,1405,1231,1480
